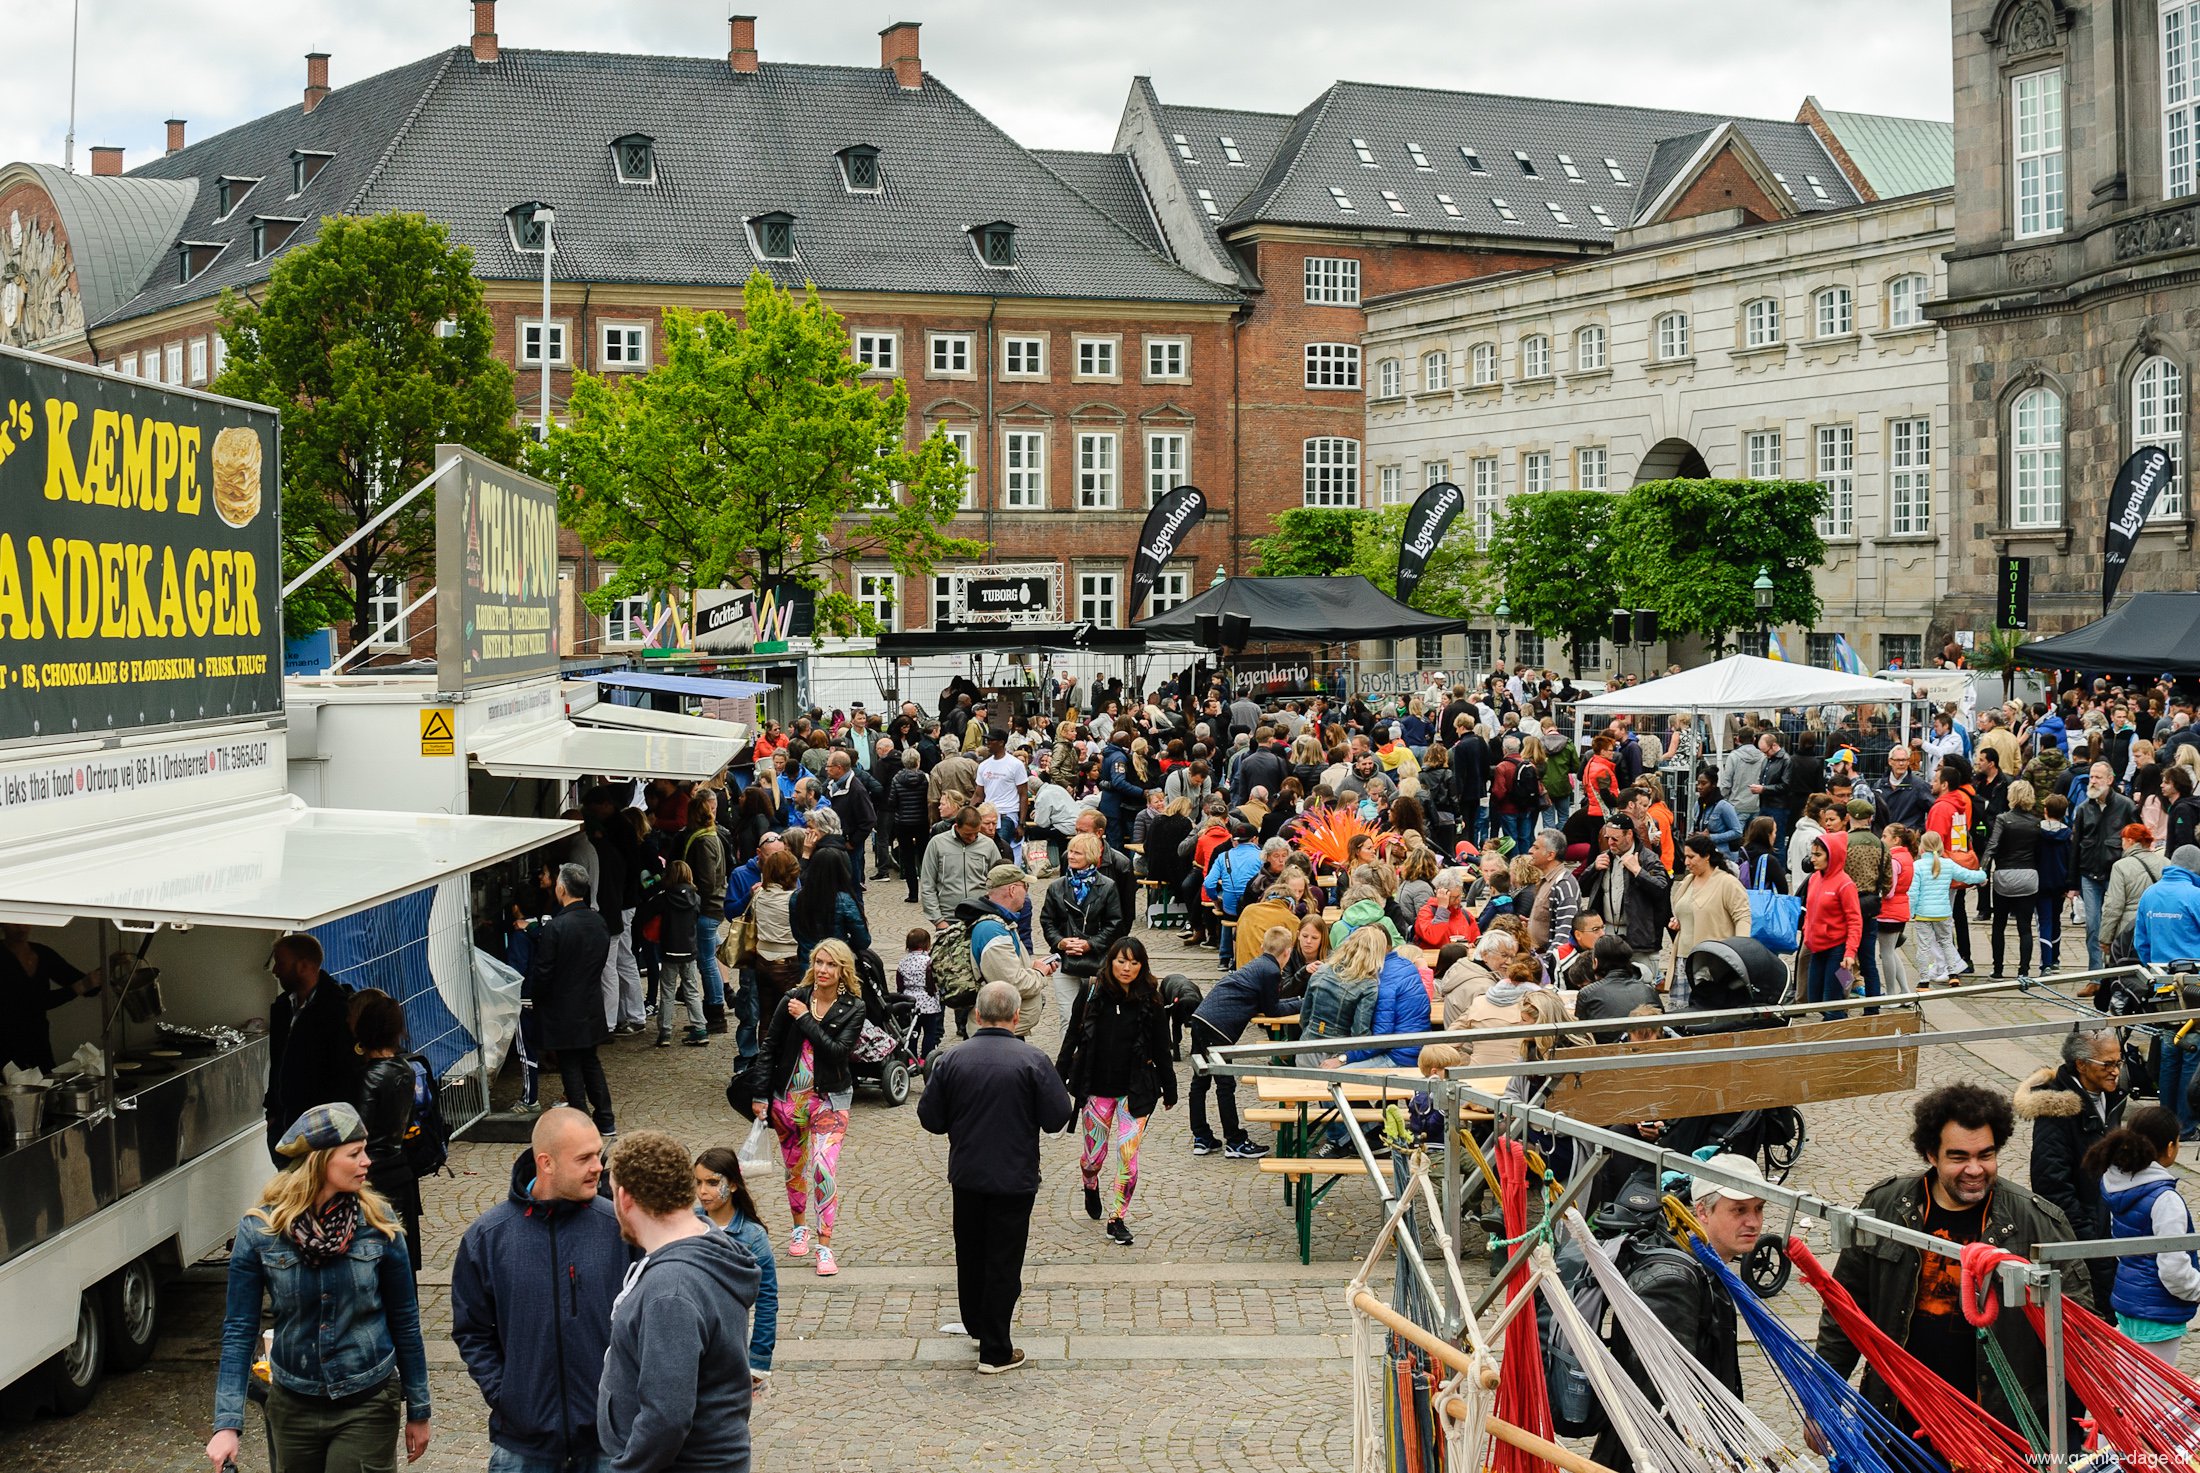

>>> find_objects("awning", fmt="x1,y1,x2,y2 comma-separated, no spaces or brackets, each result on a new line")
572,700,750,746
1572,654,1916,715
0,796,572,930
2016,592,2200,675
583,670,777,699
470,718,737,781
1135,575,1467,643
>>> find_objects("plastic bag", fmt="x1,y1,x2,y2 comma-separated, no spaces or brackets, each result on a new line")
738,1116,777,1173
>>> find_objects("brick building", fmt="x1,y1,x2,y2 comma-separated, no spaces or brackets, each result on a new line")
1935,0,2200,636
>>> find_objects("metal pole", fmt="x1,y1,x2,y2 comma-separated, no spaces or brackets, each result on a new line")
538,209,556,441
64,0,80,172
2043,1265,2067,1468
281,457,461,596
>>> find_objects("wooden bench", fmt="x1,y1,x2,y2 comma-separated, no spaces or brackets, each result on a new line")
1138,877,1184,929
1259,1155,1378,1262
1243,1106,1384,1125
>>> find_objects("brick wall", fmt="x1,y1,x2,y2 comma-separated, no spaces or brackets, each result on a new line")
1661,147,1783,225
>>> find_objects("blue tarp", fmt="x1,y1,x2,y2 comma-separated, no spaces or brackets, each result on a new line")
583,671,776,699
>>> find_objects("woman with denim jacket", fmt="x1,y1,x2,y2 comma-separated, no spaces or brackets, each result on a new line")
694,1146,780,1397
206,1103,430,1472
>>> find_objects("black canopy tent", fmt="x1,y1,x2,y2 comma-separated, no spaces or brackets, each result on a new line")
2014,591,2200,675
1134,575,1468,644
866,623,1163,718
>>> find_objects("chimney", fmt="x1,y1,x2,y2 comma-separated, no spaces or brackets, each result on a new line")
90,146,123,177
880,21,921,90
471,1,498,63
303,53,330,113
165,119,186,155
728,14,758,74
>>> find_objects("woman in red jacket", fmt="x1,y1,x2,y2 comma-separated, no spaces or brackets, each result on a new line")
1877,825,1917,996
1800,834,1861,1017
1414,869,1480,949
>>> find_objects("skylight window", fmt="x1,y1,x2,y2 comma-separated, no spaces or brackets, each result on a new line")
1406,142,1431,170
1804,174,1832,202
1604,158,1627,183
749,211,795,261
971,221,1018,268
1436,193,1462,217
1773,172,1797,199
1557,154,1581,181
1490,197,1518,221
1172,133,1195,161
611,133,656,184
1514,151,1539,177
1546,202,1573,225
1588,204,1614,228
1220,136,1243,165
1352,138,1377,166
1329,186,1357,212
215,175,258,219
1460,146,1487,174
837,143,881,192
1197,188,1220,219
1381,190,1408,215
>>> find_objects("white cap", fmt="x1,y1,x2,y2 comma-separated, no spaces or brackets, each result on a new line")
1690,1152,1769,1205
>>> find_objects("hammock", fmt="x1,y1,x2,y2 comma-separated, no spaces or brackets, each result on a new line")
1490,1139,1555,1473
1787,1237,2035,1473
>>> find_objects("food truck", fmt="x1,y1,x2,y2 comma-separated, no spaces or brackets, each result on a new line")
0,349,574,1413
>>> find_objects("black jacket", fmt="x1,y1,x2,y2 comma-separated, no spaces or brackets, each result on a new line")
1040,871,1125,978
264,975,360,1153
1986,809,2043,874
1054,985,1177,1118
523,902,612,1052
1191,953,1290,1043
357,1056,417,1203
1590,1237,1740,1472
737,991,866,1109
1450,733,1489,803
1233,746,1288,805
1417,766,1458,826
889,766,931,828
1874,773,1933,834
637,881,703,962
1143,813,1194,889
585,813,641,918
2072,790,2139,881
916,1026,1075,1194
1574,969,1661,1022
1577,850,1672,952
2016,1063,2126,1305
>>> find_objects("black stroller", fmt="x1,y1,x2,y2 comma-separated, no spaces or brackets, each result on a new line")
849,947,924,1107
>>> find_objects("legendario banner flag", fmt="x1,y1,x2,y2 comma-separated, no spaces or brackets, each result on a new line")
1129,483,1207,618
2102,444,2173,612
1395,480,1464,606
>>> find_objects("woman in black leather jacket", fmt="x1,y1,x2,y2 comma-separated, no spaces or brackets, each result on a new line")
1986,778,2045,979
348,989,423,1270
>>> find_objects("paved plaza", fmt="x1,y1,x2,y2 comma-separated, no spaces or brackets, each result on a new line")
5,893,2194,1471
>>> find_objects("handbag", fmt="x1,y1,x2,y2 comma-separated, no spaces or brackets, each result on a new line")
851,1020,898,1064
1745,855,1802,955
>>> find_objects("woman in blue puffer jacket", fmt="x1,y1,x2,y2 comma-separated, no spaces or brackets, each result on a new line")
1343,946,1431,1068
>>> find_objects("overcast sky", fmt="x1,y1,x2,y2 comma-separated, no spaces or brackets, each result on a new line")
3,1,1954,170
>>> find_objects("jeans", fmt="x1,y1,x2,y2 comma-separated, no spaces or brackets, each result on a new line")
2081,875,2110,972
915,1008,944,1061
1951,890,1973,966
1463,803,1486,847
895,828,926,902
696,914,725,1008
1187,1017,1243,1145
873,813,896,875
2035,892,2063,972
1805,946,1850,1021
730,968,760,1065
488,1446,610,1473
2158,1038,2200,1132
1498,812,1536,856
1763,806,1793,850
952,1187,1036,1367
557,1046,615,1133
1543,794,1572,831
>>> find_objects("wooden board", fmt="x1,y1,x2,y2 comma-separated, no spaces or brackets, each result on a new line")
1538,1013,1921,1124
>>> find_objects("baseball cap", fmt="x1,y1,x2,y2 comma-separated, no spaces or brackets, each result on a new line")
984,863,1029,890
1690,1152,1770,1205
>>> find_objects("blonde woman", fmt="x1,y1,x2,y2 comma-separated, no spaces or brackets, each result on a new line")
734,937,867,1277
206,1105,430,1473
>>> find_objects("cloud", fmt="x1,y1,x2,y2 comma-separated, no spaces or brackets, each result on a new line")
1,0,1951,170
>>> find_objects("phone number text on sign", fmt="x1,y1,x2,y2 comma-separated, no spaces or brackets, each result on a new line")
0,738,271,813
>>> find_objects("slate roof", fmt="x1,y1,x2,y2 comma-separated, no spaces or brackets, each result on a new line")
1153,102,1297,216
1032,148,1166,253
22,163,197,327
103,47,1238,327
1210,80,1860,245
1632,128,1719,221
1811,101,1955,198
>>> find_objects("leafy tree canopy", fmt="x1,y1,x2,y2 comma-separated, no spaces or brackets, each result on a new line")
212,212,521,643
534,276,981,638
1482,491,1617,638
1345,504,1481,619
1248,508,1368,578
1609,478,1824,639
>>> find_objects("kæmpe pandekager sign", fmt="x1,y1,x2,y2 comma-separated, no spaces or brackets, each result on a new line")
0,346,281,743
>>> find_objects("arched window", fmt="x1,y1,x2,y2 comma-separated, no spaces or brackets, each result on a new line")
1521,334,1550,378
1654,312,1689,361
1814,286,1853,337
1469,343,1497,386
2010,385,2064,527
2135,356,2187,518
1375,357,1400,396
1425,350,1452,391
1575,324,1607,371
1743,297,1781,347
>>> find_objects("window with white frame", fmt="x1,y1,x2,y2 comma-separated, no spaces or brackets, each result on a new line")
1469,343,1496,385
1815,425,1855,537
1744,297,1782,348
140,349,160,384
1379,464,1404,505
1815,287,1853,337
1422,459,1451,491
602,577,651,647
519,319,568,366
1522,451,1551,495
1076,431,1119,509
1305,342,1361,389
2014,69,2066,238
1002,335,1045,377
600,322,647,368
366,576,407,646
1426,350,1453,391
1889,416,1932,535
1145,336,1187,380
1078,571,1119,626
1471,458,1498,541
1746,429,1784,480
1575,324,1607,371
1576,445,1608,491
1303,437,1360,506
1146,431,1187,504
2135,356,2186,518
188,338,208,383
930,332,972,375
1303,256,1361,304
857,569,900,631
1521,334,1550,378
2169,2,2200,196
1887,274,1930,328
1655,313,1689,360
211,334,227,378
854,331,897,373
1004,430,1046,508
932,574,957,628
1075,336,1119,379
1375,358,1400,396
117,352,138,379
938,426,976,509
2011,386,2064,526
165,343,183,382
1146,565,1192,616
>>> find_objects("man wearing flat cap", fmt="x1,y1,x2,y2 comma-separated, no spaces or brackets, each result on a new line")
951,865,1058,1039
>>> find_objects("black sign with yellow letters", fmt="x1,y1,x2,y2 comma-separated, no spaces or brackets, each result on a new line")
0,345,281,744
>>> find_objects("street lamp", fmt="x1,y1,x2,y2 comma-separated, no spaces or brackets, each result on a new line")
534,205,556,442
1752,566,1775,654
1493,597,1512,668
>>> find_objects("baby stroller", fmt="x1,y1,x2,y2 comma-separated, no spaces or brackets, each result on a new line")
849,947,923,1107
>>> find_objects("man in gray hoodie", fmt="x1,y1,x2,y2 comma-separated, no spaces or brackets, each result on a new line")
599,1130,760,1473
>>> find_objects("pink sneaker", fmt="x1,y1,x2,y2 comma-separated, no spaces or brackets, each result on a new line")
815,1245,839,1277
788,1225,811,1258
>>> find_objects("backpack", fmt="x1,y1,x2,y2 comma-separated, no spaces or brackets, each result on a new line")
931,919,981,1006
400,1056,451,1178
1539,1228,1613,1437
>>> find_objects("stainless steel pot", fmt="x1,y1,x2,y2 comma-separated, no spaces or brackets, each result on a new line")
0,1084,48,1148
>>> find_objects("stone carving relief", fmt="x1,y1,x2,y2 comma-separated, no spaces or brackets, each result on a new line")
0,201,86,349
2004,0,2058,53
2009,250,2056,284
2114,208,2199,261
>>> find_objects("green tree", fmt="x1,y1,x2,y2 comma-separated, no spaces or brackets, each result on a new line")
1609,478,1824,647
1483,491,1619,643
212,213,521,643
535,278,981,637
1248,508,1369,578
1345,504,1482,617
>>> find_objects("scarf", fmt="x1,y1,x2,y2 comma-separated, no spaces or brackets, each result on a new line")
290,1193,361,1267
1485,977,1531,1008
1067,866,1096,906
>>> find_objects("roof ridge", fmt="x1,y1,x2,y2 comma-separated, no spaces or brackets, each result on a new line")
1816,105,1954,128
1161,101,1298,123
129,49,458,176
1320,76,1802,131
344,46,459,215
1227,83,1341,227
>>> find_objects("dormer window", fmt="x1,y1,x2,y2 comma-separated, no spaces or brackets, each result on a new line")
749,212,795,261
289,149,332,196
837,143,881,192
176,240,224,283
611,134,655,184
970,221,1017,269
506,201,552,254
215,176,258,219
248,217,302,262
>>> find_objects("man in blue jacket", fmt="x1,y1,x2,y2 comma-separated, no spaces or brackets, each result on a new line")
1203,823,1266,961
451,1107,636,1473
2135,845,2200,965
1187,926,1296,1158
1096,732,1146,833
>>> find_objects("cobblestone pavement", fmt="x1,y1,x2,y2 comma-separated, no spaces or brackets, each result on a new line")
6,894,2194,1471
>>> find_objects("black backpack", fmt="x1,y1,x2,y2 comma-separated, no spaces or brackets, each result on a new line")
399,1056,452,1178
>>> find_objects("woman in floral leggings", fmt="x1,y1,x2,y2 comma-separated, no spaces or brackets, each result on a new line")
739,938,867,1276
1054,937,1178,1247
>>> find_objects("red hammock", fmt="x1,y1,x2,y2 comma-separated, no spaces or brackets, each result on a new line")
1491,1139,1553,1473
1787,1237,2035,1473
1960,1241,2200,1469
